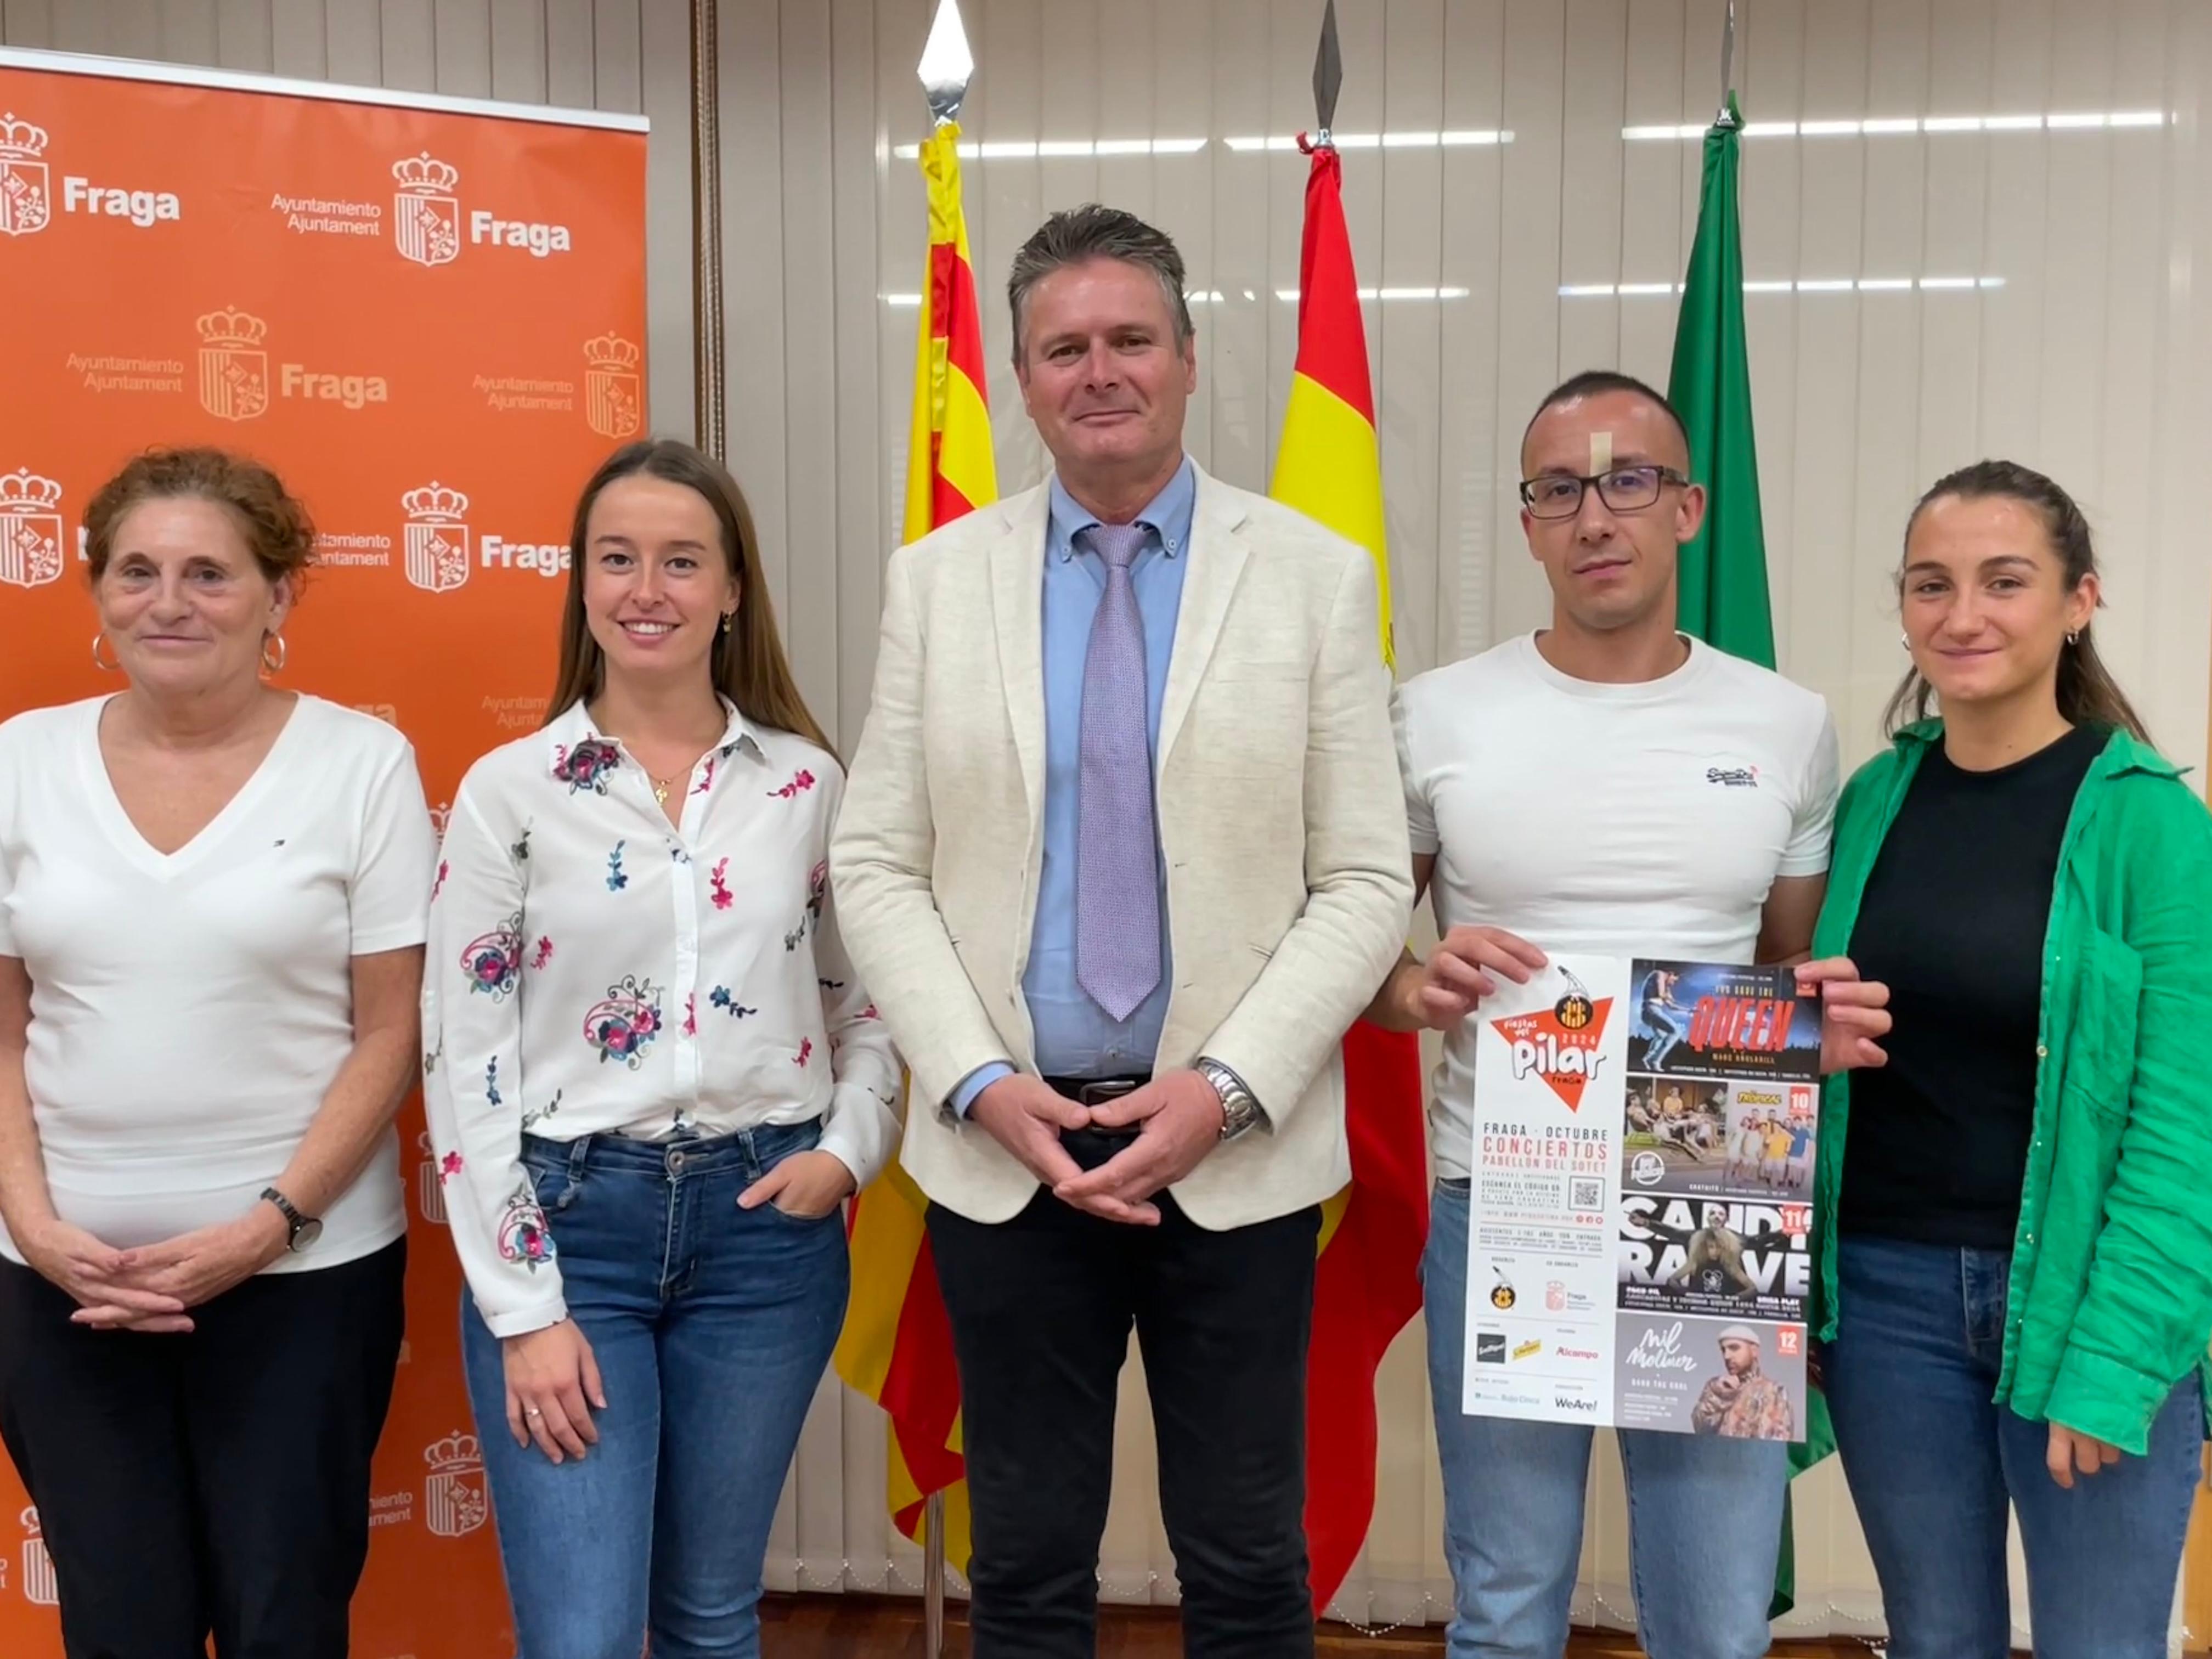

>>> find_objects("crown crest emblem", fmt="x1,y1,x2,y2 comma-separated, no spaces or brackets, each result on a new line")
402,482,469,522
0,112,49,158
584,333,641,371
196,307,268,348
392,152,460,193
0,469,63,511
424,1431,480,1470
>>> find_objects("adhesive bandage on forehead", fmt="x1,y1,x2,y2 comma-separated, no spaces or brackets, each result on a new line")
1589,431,1613,474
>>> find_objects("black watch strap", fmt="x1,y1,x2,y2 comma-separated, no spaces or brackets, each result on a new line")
260,1186,318,1251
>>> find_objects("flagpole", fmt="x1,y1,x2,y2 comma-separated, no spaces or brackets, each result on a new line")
1716,0,1741,128
1312,0,1342,148
689,0,725,456
910,7,974,1646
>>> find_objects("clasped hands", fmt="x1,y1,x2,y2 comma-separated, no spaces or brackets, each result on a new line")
968,1069,1224,1224
22,1203,292,1334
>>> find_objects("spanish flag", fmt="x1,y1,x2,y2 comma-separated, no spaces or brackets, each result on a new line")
832,117,994,1573
1270,134,1430,1613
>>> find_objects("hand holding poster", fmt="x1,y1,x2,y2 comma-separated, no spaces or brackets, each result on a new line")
1466,957,1819,1441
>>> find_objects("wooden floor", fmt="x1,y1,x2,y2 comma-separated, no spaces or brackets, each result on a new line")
758,1594,1888,1656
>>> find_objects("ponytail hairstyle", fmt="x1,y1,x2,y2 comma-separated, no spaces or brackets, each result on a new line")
1883,459,2149,742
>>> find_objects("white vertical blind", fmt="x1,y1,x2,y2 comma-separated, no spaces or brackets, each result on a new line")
9,0,2212,1644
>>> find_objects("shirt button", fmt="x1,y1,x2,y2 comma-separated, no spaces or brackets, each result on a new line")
2035,1045,2048,1058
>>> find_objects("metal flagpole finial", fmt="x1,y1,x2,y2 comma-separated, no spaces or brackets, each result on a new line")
1714,0,1742,128
1311,0,1344,144
918,0,975,127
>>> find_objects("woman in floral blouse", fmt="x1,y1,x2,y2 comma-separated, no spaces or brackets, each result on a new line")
424,439,900,1659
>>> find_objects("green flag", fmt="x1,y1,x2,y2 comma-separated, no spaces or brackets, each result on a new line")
1668,92,1775,669
1667,93,1832,1622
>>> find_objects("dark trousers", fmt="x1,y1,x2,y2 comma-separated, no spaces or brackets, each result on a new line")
927,1128,1320,1659
0,1239,407,1659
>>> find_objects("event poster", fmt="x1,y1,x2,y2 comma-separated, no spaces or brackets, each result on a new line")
1464,956,1819,1441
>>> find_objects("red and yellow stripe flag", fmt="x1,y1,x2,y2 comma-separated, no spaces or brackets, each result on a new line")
1270,136,1430,1613
832,118,993,1574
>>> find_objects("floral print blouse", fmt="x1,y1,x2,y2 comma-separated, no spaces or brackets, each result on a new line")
422,698,901,1336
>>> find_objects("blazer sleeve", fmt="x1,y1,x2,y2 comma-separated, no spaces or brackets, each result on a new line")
1198,547,1415,1124
828,545,1015,1113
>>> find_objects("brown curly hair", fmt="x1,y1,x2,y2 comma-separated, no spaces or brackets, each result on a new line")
83,448,317,590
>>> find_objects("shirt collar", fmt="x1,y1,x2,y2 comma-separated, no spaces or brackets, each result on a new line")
549,694,763,765
1894,718,2181,783
1047,453,1197,563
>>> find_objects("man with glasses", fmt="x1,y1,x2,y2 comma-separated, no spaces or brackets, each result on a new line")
1365,371,1886,1658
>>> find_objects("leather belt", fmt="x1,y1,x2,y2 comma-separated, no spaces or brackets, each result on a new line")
1043,1074,1151,1106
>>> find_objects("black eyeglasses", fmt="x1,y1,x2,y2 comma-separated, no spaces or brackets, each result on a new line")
1518,465,1689,520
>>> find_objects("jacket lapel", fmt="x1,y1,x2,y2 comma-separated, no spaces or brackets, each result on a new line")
986,484,1052,820
1158,466,1251,775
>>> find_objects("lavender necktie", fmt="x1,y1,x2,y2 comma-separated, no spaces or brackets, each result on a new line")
1074,522,1162,1022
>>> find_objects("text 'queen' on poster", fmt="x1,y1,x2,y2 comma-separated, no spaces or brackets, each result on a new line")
1465,956,1820,1441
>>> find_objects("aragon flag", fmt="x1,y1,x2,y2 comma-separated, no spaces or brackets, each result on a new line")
831,114,995,1576
1268,132,1431,1615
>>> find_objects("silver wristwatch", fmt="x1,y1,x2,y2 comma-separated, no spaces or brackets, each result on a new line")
1195,1056,1267,1142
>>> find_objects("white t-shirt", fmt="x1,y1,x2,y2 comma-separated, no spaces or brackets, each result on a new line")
0,694,436,1271
1393,634,1838,1180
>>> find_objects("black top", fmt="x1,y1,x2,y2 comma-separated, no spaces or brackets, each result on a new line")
1839,723,2105,1250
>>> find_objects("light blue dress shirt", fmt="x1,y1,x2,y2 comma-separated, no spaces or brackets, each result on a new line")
950,456,1195,1114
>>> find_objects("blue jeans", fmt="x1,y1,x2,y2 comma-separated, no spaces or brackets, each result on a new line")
461,1120,849,1659
1822,1234,2203,1659
1424,1181,1786,1659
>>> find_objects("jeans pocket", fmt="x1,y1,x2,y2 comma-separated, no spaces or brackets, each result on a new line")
758,1120,838,1224
762,1199,841,1228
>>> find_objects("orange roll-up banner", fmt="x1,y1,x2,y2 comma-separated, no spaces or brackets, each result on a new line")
0,48,646,1659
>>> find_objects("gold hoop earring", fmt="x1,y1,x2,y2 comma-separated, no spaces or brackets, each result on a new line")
92,632,120,672
261,632,288,675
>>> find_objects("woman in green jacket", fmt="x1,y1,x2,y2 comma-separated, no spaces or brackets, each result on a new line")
1811,460,2212,1659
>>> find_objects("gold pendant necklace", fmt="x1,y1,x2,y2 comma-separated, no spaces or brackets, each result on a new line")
652,776,676,805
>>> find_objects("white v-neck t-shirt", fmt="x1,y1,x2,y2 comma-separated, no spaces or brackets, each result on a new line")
0,693,436,1272
1393,634,1839,1181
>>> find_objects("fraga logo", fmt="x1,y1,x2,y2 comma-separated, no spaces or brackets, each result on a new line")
1492,968,1612,1111
401,482,471,593
388,151,573,264
196,307,269,421
392,153,461,266
18,1505,57,1606
0,468,67,589
422,1432,488,1537
198,307,388,415
1,111,180,231
0,112,53,235
584,333,643,438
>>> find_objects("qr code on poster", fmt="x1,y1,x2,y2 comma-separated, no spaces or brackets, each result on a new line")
1569,1177,1604,1211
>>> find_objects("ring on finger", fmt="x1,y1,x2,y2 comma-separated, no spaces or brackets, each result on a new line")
526,1407,543,1419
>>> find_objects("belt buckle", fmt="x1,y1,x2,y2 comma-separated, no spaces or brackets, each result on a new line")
1078,1079,1139,1107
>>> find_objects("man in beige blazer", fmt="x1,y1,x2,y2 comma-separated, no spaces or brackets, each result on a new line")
831,205,1412,1657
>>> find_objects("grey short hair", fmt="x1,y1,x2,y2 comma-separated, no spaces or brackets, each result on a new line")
1006,204,1194,364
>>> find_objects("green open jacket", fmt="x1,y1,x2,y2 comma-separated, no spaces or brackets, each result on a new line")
1809,720,2212,1454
